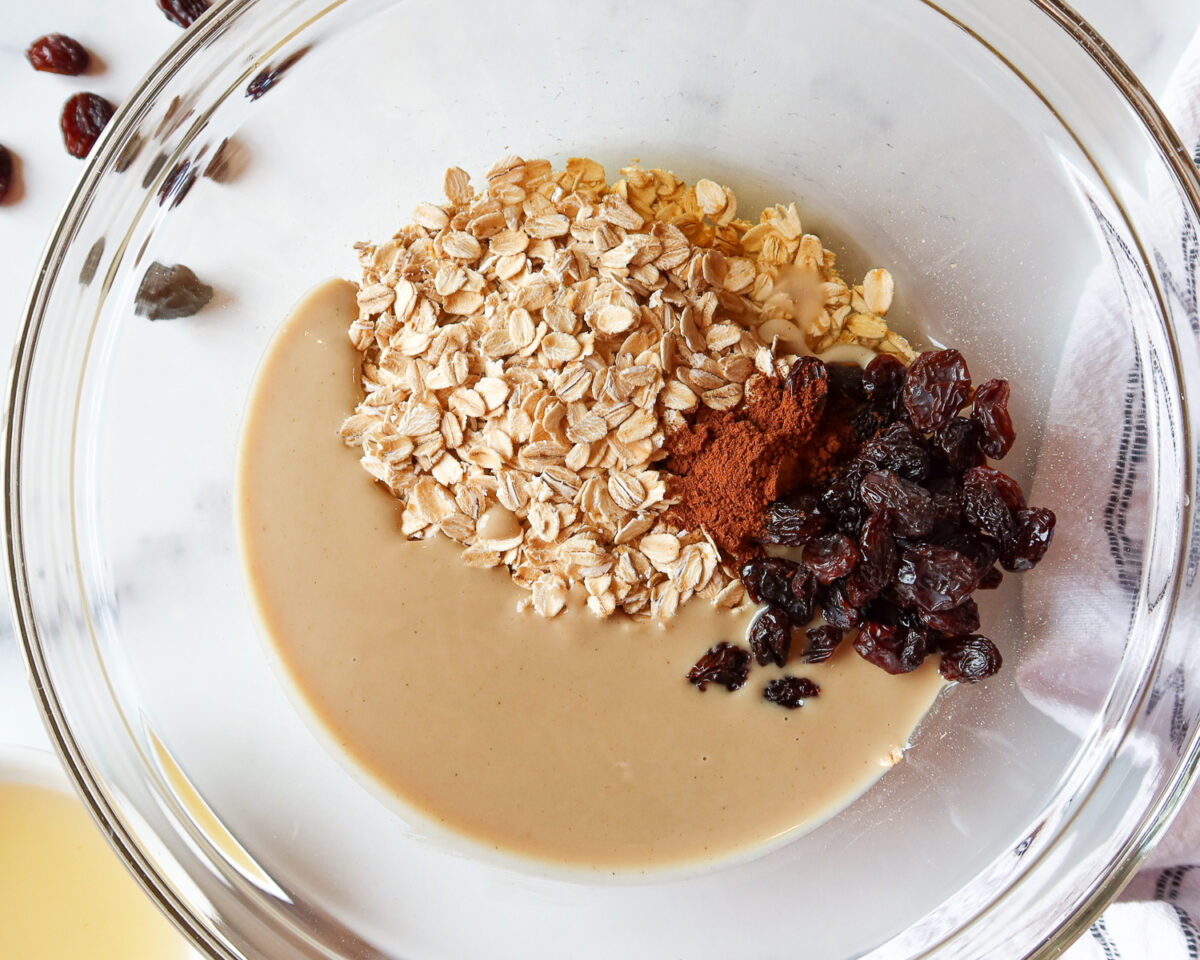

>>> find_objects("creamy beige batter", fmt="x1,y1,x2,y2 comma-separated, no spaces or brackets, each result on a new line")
237,279,944,869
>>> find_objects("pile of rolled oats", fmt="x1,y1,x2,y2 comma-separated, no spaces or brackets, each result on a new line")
340,157,913,620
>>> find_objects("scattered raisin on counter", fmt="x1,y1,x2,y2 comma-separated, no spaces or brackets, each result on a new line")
134,262,213,320
26,34,90,75
687,642,751,692
60,92,114,158
0,146,12,203
763,676,820,709
158,0,211,28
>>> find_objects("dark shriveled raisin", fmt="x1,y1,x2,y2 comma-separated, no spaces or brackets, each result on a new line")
802,624,844,664
787,356,830,403
896,545,979,613
971,379,1015,459
761,495,825,546
932,417,985,472
939,636,1002,682
748,607,792,667
863,354,905,404
819,582,862,630
687,642,751,692
802,533,858,583
860,423,930,481
0,146,12,203
1002,507,1056,572
963,466,1025,543
135,262,213,320
859,470,935,537
903,349,972,432
60,93,114,159
159,0,210,27
978,566,1004,590
740,557,798,607
845,509,898,606
826,362,866,403
919,597,981,636
764,676,820,709
26,34,90,75
854,621,927,674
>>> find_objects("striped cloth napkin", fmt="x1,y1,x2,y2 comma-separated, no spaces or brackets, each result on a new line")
1059,25,1200,960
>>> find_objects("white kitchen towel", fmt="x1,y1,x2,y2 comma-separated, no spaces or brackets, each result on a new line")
1058,25,1200,960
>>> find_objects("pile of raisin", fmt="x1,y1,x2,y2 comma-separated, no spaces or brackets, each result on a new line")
687,349,1055,706
761,349,1053,684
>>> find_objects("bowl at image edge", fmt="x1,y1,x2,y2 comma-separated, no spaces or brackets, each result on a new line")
8,0,1200,958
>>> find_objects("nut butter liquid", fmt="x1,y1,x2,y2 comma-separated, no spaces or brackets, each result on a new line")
0,782,194,958
236,280,943,869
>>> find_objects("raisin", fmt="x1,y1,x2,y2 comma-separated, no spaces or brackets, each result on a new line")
854,621,928,674
687,642,751,692
159,0,210,27
801,624,844,663
761,495,825,546
818,582,862,630
787,355,829,399
134,262,213,320
0,145,12,203
978,566,1004,590
971,378,1015,459
26,34,89,75
860,422,930,481
863,354,905,403
928,485,966,543
826,362,866,403
246,48,309,100
748,607,792,667
919,597,980,635
932,417,985,472
781,573,816,627
940,532,1000,574
802,533,858,583
895,545,980,612
845,509,897,606
60,92,114,159
859,470,935,537
1001,507,1056,571
939,636,1002,682
158,159,197,208
851,404,892,442
903,349,972,432
963,466,1024,543
763,676,820,709
740,557,798,607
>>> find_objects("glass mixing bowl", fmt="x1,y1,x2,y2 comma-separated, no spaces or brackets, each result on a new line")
8,0,1200,957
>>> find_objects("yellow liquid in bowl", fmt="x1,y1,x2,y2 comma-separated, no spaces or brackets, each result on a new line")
0,783,193,959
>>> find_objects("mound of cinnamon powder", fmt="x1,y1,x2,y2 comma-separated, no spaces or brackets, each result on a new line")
665,360,838,561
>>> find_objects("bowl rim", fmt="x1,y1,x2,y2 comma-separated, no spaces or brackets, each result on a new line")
6,1,1200,958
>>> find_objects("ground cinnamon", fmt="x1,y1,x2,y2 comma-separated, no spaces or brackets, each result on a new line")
665,363,837,561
